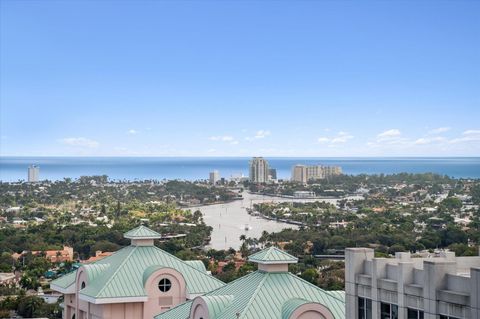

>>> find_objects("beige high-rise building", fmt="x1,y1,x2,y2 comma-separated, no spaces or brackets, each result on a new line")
291,165,308,183
291,164,342,183
306,165,325,180
209,170,220,185
249,157,269,183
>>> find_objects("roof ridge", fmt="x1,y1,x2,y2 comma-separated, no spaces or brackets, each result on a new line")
149,245,225,285
236,272,270,319
92,245,139,298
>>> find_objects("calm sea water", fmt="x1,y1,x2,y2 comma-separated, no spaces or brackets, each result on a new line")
0,157,479,182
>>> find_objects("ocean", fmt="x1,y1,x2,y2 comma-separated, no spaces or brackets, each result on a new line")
0,157,479,182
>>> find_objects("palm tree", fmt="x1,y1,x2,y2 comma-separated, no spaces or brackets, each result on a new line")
239,242,249,258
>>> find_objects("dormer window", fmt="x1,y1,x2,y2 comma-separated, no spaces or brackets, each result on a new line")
158,278,172,292
81,281,86,289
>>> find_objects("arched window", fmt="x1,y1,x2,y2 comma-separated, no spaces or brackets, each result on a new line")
81,281,86,289
158,278,172,292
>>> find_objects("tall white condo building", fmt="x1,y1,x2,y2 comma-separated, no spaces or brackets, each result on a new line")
28,165,39,182
249,157,269,183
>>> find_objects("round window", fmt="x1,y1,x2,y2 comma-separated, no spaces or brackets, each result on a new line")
158,278,172,292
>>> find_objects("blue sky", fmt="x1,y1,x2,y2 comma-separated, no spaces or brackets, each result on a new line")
1,0,479,157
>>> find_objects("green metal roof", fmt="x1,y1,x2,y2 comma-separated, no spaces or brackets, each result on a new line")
248,247,298,264
124,225,162,239
155,270,345,319
184,260,207,273
281,298,311,319
51,270,77,289
203,295,234,318
78,245,224,299
52,241,224,300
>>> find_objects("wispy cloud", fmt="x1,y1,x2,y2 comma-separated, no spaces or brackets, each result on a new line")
449,129,480,144
318,131,354,144
245,130,271,141
377,129,401,140
428,127,451,134
463,130,480,135
60,137,99,148
127,129,138,135
209,135,239,145
209,135,234,142
414,137,446,145
367,129,408,148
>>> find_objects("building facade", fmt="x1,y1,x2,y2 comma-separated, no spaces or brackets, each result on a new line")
269,168,277,180
292,165,308,184
209,170,220,185
249,157,269,183
345,248,480,319
28,165,39,182
51,226,223,319
291,164,342,183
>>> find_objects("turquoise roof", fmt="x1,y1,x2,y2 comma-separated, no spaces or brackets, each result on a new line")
203,295,235,318
281,298,311,319
184,260,207,273
124,225,162,239
155,270,345,319
51,230,224,299
79,245,223,299
248,247,298,264
51,270,76,289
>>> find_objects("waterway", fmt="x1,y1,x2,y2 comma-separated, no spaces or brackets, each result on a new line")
187,191,343,250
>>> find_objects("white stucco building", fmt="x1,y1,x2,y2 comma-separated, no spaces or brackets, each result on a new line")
345,248,480,319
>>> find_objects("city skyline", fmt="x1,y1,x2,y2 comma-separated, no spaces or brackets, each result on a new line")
1,1,479,157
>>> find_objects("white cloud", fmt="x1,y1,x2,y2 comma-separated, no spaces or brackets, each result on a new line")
254,130,271,139
463,130,480,135
209,135,239,145
127,129,138,135
377,129,401,139
245,130,271,141
449,130,480,144
318,131,353,144
428,127,451,134
60,137,99,148
414,137,446,145
209,135,234,142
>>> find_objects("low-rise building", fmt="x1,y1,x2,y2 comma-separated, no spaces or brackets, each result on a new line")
345,248,480,319
31,246,74,263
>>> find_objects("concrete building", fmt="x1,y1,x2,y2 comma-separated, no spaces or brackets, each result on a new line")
292,164,342,183
307,165,325,180
292,165,308,184
324,166,342,177
156,247,345,319
345,248,480,319
249,157,269,183
51,226,223,319
28,165,39,182
209,170,220,185
268,168,277,181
